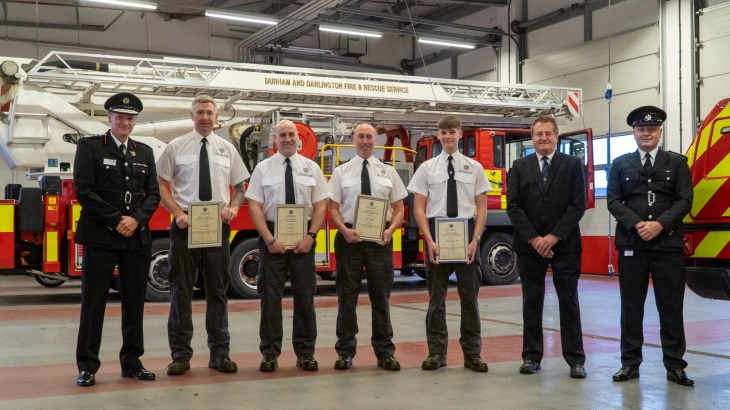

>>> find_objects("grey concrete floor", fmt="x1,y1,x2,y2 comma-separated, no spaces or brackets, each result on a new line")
0,273,729,410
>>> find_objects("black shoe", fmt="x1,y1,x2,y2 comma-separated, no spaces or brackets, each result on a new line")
612,367,640,382
667,368,694,386
569,364,587,379
334,355,353,370
259,354,278,372
209,355,238,373
77,371,95,387
422,354,446,370
166,358,190,376
519,360,541,374
463,354,489,372
377,354,401,371
121,366,156,380
296,354,318,371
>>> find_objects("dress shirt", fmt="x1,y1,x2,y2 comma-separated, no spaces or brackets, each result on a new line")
245,152,331,221
156,129,249,210
638,147,659,166
539,150,556,171
110,132,125,150
407,150,490,219
328,154,408,224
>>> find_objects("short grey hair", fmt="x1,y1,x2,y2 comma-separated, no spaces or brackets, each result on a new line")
191,95,217,112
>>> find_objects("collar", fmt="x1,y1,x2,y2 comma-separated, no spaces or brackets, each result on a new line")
438,150,460,163
110,132,126,148
353,154,376,166
538,150,556,163
192,129,215,144
638,147,659,161
275,151,298,165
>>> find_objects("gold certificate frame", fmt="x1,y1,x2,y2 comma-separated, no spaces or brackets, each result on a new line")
188,201,223,248
435,217,469,263
275,204,307,249
353,194,389,242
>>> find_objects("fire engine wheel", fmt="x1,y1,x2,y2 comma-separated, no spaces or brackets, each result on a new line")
480,232,519,285
228,238,260,299
146,237,172,302
35,274,65,288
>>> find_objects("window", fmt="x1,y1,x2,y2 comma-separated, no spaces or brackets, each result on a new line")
591,133,636,197
466,136,476,157
432,142,442,157
493,135,505,168
610,134,637,162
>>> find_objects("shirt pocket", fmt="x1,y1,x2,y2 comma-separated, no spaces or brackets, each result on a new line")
342,177,361,199
620,172,641,195
372,175,392,199
454,171,476,195
658,169,677,192
262,175,284,201
175,155,198,183
427,172,448,198
211,155,230,182
295,176,317,203
132,163,149,188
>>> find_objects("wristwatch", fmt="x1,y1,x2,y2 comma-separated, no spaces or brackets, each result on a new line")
307,231,317,240
472,235,481,242
265,237,277,246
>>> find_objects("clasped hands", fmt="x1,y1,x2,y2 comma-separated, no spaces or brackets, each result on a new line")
634,221,663,241
531,234,559,258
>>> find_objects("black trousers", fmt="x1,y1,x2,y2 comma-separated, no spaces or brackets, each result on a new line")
518,251,585,366
258,230,317,357
76,245,150,373
167,222,231,361
334,230,395,358
618,250,687,371
424,220,482,357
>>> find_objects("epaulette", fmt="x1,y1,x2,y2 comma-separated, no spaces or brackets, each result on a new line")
667,150,687,158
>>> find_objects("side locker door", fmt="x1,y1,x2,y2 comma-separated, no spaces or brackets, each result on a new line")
558,129,595,209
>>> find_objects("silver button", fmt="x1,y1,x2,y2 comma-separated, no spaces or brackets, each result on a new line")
126,206,130,210
625,177,629,180
648,215,653,219
648,179,651,183
125,176,129,180
106,166,109,169
125,162,128,166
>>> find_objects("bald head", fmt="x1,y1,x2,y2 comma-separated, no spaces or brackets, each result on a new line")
273,120,299,158
353,123,377,159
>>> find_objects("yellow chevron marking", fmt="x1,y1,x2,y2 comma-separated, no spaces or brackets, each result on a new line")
706,150,730,179
693,231,730,258
722,206,730,217
501,195,507,210
230,230,237,243
697,104,730,161
485,169,502,195
691,178,726,217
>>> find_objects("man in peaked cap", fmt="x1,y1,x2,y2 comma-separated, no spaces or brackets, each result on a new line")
73,92,160,386
607,105,695,386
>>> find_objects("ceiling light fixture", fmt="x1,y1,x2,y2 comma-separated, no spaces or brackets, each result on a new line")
319,24,382,38
85,0,157,10
418,37,475,49
206,9,278,25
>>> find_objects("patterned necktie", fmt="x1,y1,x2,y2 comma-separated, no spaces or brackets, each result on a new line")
361,159,372,196
285,158,295,204
644,153,652,176
541,156,550,186
199,138,212,201
447,155,458,218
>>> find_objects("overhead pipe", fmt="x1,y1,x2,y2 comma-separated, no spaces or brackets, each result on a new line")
511,0,629,34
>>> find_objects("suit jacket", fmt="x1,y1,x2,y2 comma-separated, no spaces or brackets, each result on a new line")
607,149,692,251
73,131,160,250
507,151,586,254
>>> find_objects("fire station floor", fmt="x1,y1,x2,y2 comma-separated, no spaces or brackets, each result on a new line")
0,273,729,410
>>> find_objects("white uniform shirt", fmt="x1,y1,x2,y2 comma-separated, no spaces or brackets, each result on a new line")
245,152,331,221
638,146,659,166
156,130,250,210
328,154,408,224
407,150,490,218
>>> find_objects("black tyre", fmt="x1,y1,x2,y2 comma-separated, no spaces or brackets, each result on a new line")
228,238,260,299
35,274,65,288
146,237,172,302
480,232,519,285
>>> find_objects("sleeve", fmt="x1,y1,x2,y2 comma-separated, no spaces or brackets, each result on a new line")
244,165,265,203
606,158,643,231
506,159,540,243
473,162,491,196
73,138,123,227
656,156,693,231
131,147,161,224
328,167,343,204
229,144,250,186
311,166,332,203
548,156,586,240
155,143,175,182
389,168,408,203
407,164,429,197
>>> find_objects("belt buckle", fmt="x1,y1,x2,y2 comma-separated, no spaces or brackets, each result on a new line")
125,192,132,204
647,191,655,207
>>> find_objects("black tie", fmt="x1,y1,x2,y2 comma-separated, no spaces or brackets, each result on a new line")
361,159,372,196
541,156,550,186
119,143,126,157
447,155,458,218
199,138,212,201
644,153,652,176
285,158,295,204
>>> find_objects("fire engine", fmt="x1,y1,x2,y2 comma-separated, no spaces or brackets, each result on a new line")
682,98,730,301
0,51,590,301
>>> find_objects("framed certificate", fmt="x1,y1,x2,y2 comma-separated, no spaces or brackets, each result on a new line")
435,218,469,263
275,204,307,249
353,194,389,242
188,201,223,248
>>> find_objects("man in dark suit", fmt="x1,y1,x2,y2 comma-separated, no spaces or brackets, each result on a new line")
73,93,160,386
507,115,587,378
607,106,694,386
